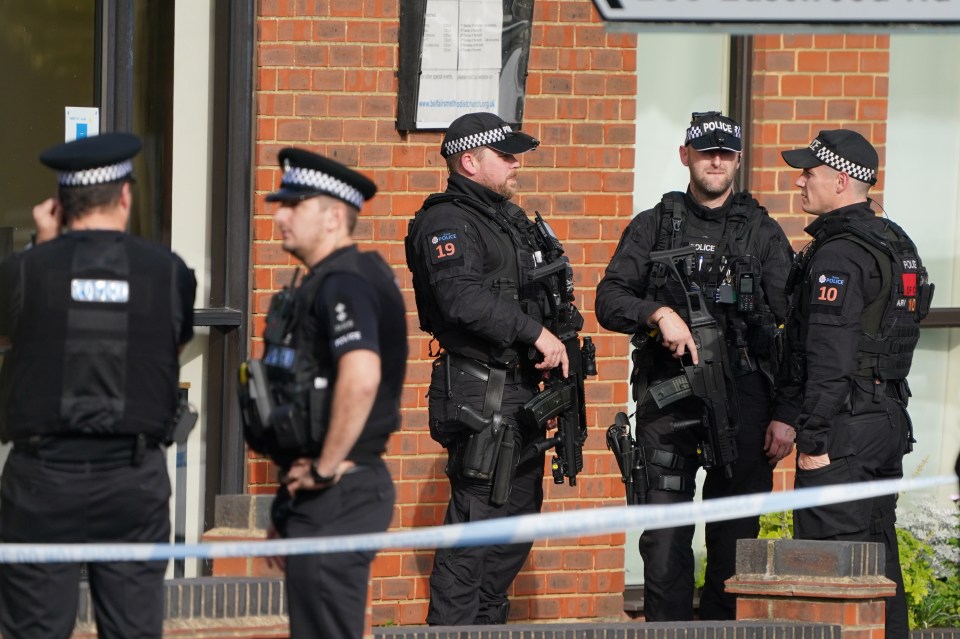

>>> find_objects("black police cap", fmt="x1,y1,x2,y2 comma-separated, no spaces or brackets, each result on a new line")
39,132,141,186
781,129,879,185
685,112,742,153
266,148,377,209
441,112,539,158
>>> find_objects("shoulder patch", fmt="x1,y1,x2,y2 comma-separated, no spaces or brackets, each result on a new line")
811,272,848,307
425,230,463,266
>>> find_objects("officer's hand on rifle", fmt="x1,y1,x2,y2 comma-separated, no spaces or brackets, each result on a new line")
648,306,699,365
533,327,569,377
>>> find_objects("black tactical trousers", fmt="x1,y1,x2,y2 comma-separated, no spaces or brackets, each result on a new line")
0,446,170,639
272,462,395,639
426,443,544,625
794,396,911,639
426,358,543,625
636,371,774,622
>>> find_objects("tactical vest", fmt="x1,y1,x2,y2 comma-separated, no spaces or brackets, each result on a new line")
788,215,933,385
1,233,182,443
648,191,766,301
643,192,778,374
405,194,553,365
246,248,397,464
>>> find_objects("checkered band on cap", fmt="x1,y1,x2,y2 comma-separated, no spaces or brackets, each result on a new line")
282,163,366,208
812,143,877,184
443,125,512,157
58,160,133,187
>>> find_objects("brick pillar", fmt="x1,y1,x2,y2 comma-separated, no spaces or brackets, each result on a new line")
201,494,281,578
726,539,896,639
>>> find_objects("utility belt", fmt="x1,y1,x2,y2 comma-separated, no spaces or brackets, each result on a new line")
446,352,527,385
842,377,909,413
12,434,161,466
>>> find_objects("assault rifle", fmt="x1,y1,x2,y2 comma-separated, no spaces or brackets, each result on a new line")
520,212,595,487
645,246,739,478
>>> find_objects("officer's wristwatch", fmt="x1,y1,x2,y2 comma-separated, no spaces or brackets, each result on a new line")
310,463,336,485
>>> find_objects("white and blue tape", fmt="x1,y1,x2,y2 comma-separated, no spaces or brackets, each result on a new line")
0,475,953,564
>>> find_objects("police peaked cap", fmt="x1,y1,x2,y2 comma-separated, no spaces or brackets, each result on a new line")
39,132,141,186
266,147,377,209
781,129,879,185
441,112,539,158
685,112,742,153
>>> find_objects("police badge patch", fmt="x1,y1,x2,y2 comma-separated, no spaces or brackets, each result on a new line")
811,272,848,307
329,298,362,349
427,230,463,267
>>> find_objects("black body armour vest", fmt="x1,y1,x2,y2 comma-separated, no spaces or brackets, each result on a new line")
406,194,553,366
645,192,777,374
248,248,397,465
1,233,182,442
785,213,933,385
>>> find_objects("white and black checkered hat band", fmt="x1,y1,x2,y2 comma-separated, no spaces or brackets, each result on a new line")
443,125,513,156
58,160,133,186
813,145,877,184
282,165,365,208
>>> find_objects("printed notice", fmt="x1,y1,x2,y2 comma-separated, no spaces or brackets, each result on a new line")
416,0,502,128
64,107,100,142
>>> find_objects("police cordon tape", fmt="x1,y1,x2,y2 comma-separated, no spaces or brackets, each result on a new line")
0,475,953,564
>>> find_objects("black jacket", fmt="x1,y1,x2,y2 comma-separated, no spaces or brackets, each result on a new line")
406,173,543,363
597,190,792,375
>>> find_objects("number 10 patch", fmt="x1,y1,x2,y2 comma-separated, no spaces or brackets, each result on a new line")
811,272,848,307
427,230,463,266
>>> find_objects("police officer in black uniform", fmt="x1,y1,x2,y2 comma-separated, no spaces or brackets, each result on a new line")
0,133,196,639
596,112,794,621
406,112,571,625
240,148,407,639
778,129,933,639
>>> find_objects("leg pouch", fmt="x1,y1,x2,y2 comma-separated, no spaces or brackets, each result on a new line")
428,357,491,447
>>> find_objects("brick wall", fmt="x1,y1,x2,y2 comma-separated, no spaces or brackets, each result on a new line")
253,0,636,625
250,0,893,627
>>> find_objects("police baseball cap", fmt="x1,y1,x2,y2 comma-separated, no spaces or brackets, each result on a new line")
266,147,377,209
441,112,540,158
685,112,742,153
39,132,141,186
781,129,879,185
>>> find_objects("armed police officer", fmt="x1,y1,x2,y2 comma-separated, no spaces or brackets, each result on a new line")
238,148,407,639
406,111,588,625
0,133,197,639
779,130,932,639
596,112,794,621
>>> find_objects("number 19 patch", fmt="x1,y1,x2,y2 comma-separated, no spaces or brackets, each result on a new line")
427,230,462,266
811,272,848,307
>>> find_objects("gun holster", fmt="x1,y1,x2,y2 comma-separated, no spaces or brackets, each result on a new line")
460,413,505,482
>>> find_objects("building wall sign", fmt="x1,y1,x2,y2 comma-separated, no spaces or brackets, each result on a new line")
591,0,960,25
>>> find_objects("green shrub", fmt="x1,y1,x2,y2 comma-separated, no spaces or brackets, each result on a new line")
758,510,793,540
